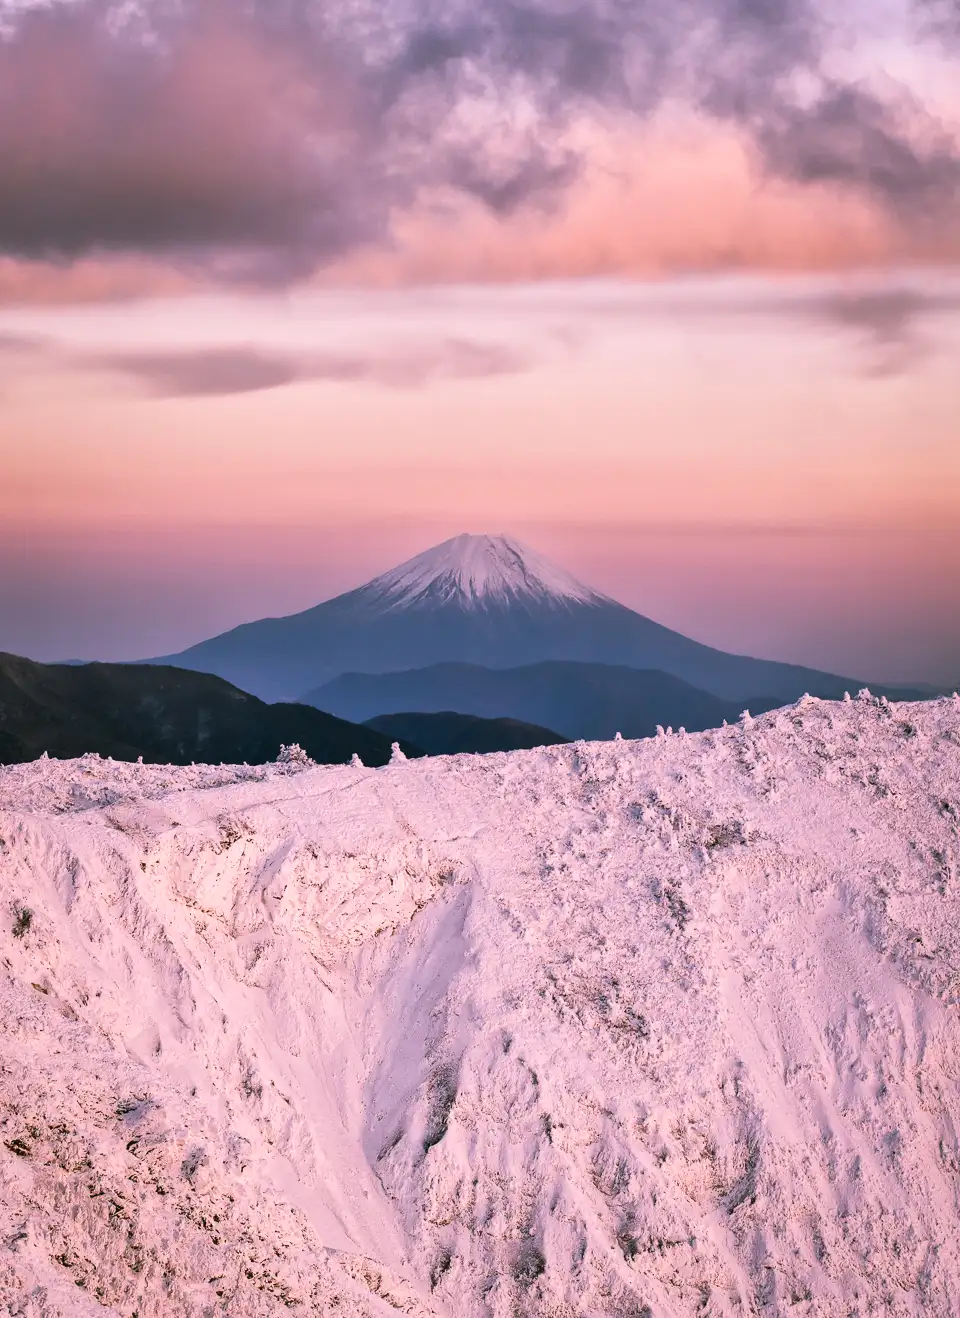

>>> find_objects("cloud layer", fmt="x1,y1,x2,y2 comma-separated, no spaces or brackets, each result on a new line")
0,331,531,396
90,339,531,395
0,2,370,276
0,0,958,287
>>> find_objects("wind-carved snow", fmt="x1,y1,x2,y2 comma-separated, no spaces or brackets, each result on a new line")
358,533,607,611
2,694,960,1316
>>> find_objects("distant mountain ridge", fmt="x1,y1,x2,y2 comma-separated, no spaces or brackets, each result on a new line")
150,533,904,705
307,661,782,742
0,653,420,766
364,711,568,756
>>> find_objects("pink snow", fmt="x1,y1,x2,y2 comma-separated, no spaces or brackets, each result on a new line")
1,693,959,1315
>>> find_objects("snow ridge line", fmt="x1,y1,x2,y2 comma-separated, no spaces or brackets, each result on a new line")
0,693,959,1316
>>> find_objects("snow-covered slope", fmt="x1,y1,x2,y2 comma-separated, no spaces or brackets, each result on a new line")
356,534,607,611
2,694,959,1316
152,533,885,704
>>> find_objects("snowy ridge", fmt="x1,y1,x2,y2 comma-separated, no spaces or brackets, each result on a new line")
1,695,960,1316
357,533,607,610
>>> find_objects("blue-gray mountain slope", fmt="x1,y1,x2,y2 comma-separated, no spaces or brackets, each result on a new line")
306,661,778,742
151,534,911,705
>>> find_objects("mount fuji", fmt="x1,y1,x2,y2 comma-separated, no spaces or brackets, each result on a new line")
152,533,895,705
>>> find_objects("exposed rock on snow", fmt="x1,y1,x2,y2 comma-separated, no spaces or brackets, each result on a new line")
1,697,960,1316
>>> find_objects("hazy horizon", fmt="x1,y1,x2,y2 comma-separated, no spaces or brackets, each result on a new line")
3,509,958,687
2,0,959,687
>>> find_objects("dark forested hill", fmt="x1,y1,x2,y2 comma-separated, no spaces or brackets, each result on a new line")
0,654,420,767
364,711,568,756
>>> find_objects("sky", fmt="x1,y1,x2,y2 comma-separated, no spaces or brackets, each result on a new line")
1,0,959,686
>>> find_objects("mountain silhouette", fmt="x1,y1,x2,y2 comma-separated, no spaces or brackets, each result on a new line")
151,533,913,704
364,711,568,756
308,661,780,742
0,653,420,766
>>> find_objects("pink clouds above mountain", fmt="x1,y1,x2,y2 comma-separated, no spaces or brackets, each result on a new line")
0,0,958,299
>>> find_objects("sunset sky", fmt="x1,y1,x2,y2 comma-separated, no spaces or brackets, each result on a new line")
2,0,959,686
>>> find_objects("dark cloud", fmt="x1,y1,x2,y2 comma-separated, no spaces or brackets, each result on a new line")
751,85,960,218
697,2,960,220
0,0,957,275
542,278,960,375
817,286,953,338
661,282,960,373
0,2,374,275
915,0,960,38
91,347,308,396
83,338,530,396
809,285,960,374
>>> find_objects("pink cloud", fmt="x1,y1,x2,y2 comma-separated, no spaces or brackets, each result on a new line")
0,1,957,301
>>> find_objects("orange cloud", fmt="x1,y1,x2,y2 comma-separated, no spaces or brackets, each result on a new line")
0,256,198,305
5,120,956,307
330,123,955,285
0,0,958,303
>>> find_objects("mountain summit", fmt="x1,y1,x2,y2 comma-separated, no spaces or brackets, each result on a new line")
359,534,606,612
150,533,896,704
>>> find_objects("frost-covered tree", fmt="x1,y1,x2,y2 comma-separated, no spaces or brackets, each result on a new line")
276,744,315,769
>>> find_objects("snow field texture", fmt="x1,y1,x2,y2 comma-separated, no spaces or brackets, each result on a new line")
0,693,959,1316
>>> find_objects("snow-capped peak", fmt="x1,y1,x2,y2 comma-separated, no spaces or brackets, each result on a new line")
361,533,607,610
